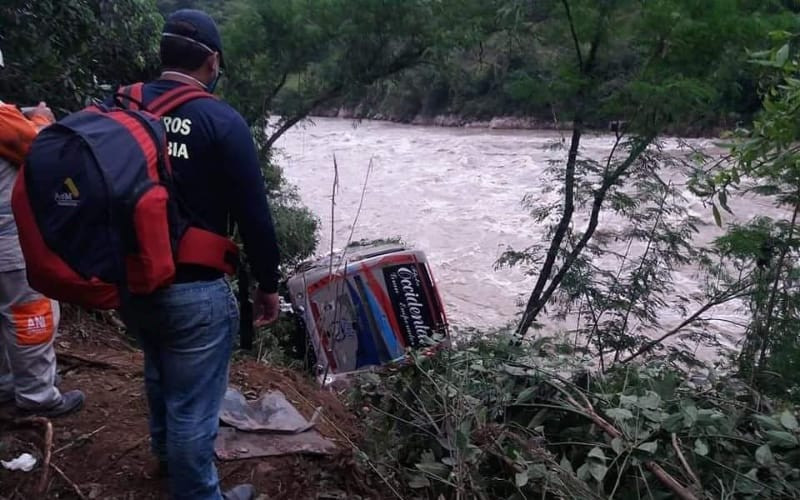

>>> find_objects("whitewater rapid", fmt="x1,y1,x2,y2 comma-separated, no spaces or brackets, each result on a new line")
275,117,782,356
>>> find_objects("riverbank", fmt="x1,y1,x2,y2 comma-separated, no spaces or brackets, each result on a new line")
0,309,381,500
2,306,796,500
311,106,729,138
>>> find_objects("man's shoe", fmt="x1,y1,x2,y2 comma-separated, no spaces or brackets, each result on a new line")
19,390,85,418
223,484,256,500
1,375,63,406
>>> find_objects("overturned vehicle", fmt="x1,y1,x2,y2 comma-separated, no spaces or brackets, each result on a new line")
286,242,450,383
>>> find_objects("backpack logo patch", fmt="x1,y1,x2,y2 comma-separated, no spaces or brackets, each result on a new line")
54,177,80,207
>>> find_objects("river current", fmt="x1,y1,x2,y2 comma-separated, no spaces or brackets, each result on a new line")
275,117,783,356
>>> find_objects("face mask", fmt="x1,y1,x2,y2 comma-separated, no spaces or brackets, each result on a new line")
206,55,222,93
207,69,221,94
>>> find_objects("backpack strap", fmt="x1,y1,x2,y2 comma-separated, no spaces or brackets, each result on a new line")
120,83,235,275
147,84,217,117
116,83,145,111
115,83,215,116
177,227,239,275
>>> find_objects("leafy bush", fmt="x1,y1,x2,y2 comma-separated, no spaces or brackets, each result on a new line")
350,333,800,499
690,34,800,400
0,0,162,114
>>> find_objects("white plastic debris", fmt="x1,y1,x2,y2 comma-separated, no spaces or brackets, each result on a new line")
1,453,37,472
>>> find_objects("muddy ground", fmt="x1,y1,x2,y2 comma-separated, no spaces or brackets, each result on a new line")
0,309,386,499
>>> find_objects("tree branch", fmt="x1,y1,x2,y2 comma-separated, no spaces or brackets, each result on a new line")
51,462,87,500
756,195,800,368
516,3,615,337
518,135,656,336
516,126,582,335
561,0,584,71
541,137,653,308
550,382,699,500
671,433,702,490
265,46,427,148
262,70,289,118
265,85,343,149
0,417,53,496
620,280,751,364
614,181,671,362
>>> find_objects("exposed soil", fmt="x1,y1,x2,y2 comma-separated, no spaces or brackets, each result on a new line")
0,308,383,499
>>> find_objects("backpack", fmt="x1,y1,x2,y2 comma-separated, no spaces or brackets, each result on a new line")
11,82,239,310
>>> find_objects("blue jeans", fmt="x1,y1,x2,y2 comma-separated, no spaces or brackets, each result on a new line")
124,279,239,500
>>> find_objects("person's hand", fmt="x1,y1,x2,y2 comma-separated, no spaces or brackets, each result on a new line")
23,102,54,124
253,289,280,327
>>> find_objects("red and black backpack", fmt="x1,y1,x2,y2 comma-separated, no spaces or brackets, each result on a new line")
11,83,239,310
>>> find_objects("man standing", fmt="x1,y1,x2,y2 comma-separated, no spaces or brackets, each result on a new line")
118,10,281,500
0,50,85,417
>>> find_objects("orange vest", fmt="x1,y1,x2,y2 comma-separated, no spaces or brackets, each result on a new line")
0,103,53,167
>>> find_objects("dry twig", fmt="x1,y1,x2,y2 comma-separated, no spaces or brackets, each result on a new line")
283,384,404,500
550,382,700,500
57,352,118,369
672,433,702,489
54,424,108,455
50,462,87,500
0,416,54,496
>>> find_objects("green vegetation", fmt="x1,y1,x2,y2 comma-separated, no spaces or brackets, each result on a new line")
691,34,800,399
0,0,161,114
1,0,320,269
342,6,800,497
328,0,800,134
350,334,800,499
4,1,800,498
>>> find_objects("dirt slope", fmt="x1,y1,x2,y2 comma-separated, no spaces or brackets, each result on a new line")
0,309,381,499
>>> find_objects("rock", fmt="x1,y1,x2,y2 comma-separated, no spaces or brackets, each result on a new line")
432,115,465,127
488,116,538,129
336,107,355,119
464,120,491,128
254,462,276,477
86,483,103,499
410,115,433,126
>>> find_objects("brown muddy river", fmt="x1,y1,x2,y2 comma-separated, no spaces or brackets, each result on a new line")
275,117,784,357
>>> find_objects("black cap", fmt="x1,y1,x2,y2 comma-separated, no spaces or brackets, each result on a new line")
162,9,224,68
